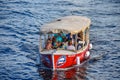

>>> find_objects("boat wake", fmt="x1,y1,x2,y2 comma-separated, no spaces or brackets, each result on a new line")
89,52,107,63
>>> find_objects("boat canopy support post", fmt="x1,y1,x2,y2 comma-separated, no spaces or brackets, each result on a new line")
75,33,78,51
83,31,85,50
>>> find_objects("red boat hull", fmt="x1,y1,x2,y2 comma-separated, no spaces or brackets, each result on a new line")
41,44,90,69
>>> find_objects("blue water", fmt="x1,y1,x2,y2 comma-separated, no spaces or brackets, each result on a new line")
0,0,120,80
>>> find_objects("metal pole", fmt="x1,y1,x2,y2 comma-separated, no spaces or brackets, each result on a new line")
82,31,84,49
75,33,78,51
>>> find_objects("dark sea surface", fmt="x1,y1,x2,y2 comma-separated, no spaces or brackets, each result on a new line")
0,0,120,80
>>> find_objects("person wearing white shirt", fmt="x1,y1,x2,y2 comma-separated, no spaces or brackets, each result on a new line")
67,40,75,51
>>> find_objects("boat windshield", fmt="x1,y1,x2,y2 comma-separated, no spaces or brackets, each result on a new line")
40,29,89,52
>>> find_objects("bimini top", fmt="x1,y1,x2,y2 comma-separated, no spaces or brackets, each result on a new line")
40,16,91,34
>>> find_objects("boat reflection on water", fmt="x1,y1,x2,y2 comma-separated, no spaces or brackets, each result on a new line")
38,64,87,80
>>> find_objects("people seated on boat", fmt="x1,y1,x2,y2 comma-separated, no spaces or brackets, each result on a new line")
52,36,57,49
53,33,64,48
61,32,66,40
66,33,72,41
53,42,59,49
67,40,75,51
51,36,62,49
45,38,52,50
62,37,68,49
55,33,63,42
57,41,63,48
66,33,75,46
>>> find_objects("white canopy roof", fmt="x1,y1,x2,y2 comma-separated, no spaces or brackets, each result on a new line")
40,16,91,34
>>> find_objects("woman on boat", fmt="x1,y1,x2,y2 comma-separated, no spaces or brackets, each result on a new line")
54,33,66,48
55,33,63,42
45,38,52,50
67,40,75,51
52,36,58,49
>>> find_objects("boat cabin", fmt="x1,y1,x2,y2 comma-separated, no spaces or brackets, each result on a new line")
39,16,91,55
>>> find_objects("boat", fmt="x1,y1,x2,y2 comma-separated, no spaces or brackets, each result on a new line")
39,16,92,70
